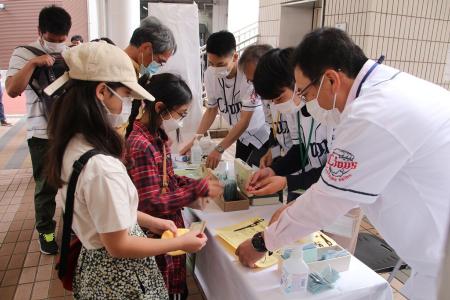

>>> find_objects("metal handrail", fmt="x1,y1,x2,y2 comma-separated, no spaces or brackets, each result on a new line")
233,22,258,37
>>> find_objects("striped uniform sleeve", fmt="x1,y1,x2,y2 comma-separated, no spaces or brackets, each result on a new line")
6,47,32,78
241,81,261,112
204,69,218,108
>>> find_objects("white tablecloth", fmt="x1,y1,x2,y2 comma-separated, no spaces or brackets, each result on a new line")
183,202,393,300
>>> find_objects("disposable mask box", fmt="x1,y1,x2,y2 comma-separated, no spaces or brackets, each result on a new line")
307,245,351,273
278,236,351,274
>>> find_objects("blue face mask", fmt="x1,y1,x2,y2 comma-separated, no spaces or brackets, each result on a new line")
139,52,162,76
146,61,162,75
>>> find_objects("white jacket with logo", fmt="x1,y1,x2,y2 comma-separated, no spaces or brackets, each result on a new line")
264,60,450,300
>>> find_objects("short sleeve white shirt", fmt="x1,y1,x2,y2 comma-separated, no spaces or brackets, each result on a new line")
204,68,269,148
58,135,138,249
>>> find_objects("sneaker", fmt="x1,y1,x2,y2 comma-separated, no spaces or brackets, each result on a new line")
38,232,59,255
1,120,12,126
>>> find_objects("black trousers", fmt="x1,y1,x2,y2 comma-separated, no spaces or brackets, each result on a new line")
235,139,270,168
27,137,57,233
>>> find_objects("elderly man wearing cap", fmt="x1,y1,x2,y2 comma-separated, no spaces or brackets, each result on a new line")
44,42,207,299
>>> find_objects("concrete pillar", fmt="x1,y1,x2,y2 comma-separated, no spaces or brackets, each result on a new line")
105,0,140,48
212,0,228,32
88,0,140,48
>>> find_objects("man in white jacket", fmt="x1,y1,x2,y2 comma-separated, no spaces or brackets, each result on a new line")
236,27,450,300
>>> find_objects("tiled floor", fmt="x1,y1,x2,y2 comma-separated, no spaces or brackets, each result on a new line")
0,169,206,300
0,123,410,299
360,216,411,300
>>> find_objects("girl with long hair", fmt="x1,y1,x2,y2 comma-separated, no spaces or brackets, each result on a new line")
45,42,207,299
126,73,223,300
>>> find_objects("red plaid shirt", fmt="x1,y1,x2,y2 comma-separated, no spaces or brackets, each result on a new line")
127,121,208,295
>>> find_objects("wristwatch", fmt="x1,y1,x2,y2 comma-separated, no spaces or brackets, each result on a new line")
251,232,268,253
215,145,225,154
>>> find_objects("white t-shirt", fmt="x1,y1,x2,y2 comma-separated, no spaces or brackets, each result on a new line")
205,68,269,148
265,60,450,299
58,134,138,249
6,40,68,139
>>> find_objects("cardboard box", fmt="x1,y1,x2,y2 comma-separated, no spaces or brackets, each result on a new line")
213,190,250,212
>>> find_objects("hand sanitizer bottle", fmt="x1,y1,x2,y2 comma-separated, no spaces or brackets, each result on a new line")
191,138,202,164
281,246,309,295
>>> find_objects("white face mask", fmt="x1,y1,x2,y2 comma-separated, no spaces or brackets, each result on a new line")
305,76,341,127
273,86,301,114
103,86,133,128
208,65,231,79
41,38,66,53
161,111,183,132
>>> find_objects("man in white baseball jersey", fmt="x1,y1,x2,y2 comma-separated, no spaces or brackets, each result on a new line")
180,31,270,169
236,28,450,300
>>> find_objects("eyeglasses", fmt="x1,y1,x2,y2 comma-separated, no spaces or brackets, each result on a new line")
296,77,320,102
169,110,188,120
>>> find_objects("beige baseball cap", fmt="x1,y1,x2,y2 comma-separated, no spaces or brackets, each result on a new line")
44,41,154,101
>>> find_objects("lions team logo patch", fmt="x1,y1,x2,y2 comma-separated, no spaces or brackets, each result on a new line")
326,149,358,181
250,89,258,105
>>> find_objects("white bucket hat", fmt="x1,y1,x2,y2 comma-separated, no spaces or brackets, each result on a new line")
44,41,154,101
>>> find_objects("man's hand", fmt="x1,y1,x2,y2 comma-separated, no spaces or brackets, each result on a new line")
6,54,56,98
235,238,266,268
205,149,221,169
30,54,55,67
246,168,275,191
259,150,273,168
247,176,287,196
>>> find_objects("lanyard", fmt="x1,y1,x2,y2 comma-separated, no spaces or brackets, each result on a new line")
355,55,384,98
161,145,168,194
219,76,238,124
297,110,314,172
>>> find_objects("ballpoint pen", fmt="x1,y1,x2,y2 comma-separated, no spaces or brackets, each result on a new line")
233,218,264,232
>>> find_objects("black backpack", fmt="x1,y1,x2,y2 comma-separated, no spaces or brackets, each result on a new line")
19,46,69,119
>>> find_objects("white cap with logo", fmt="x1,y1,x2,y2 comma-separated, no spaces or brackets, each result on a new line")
44,41,154,101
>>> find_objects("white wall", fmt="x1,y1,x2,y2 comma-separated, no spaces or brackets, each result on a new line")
87,0,103,40
212,0,228,32
279,5,313,48
228,0,259,33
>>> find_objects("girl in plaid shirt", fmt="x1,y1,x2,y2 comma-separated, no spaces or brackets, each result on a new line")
126,73,223,300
